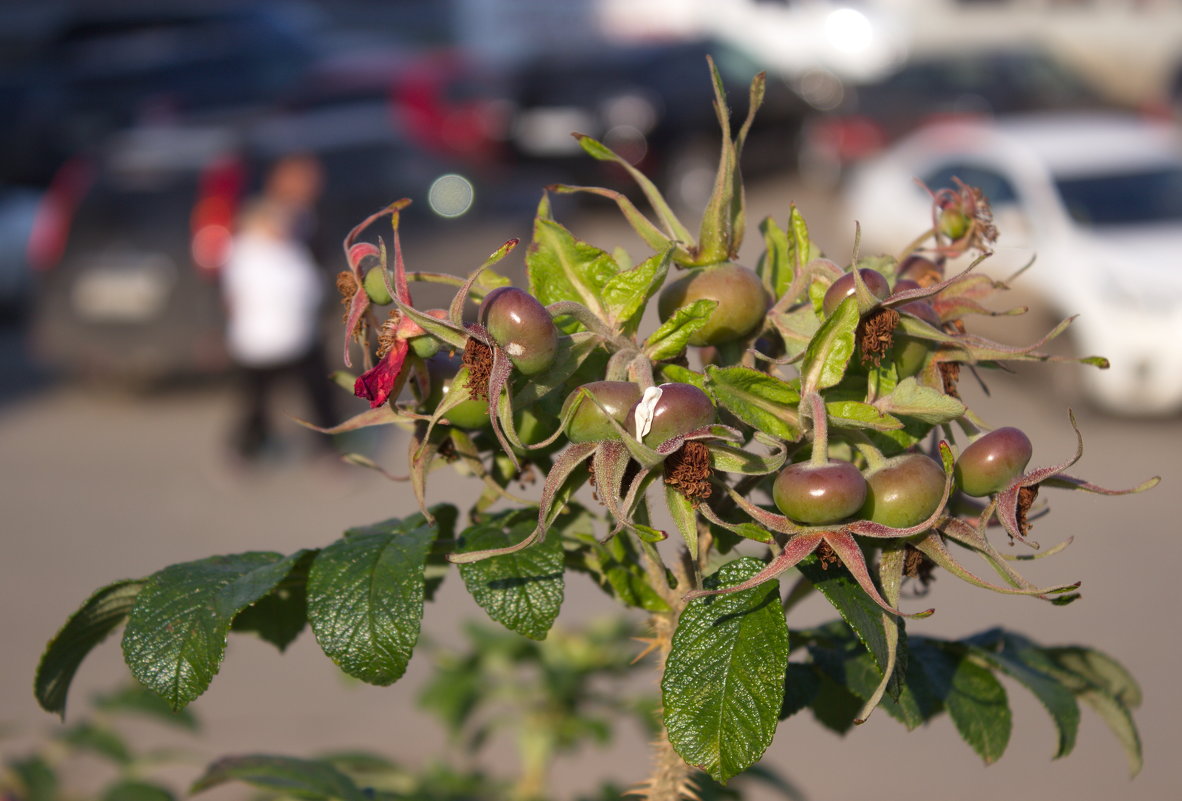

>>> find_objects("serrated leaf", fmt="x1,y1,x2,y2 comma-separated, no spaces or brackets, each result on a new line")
93,685,199,730
825,400,902,431
925,644,1012,764
797,556,890,680
36,578,145,717
771,303,822,359
1042,646,1143,774
122,552,307,711
456,510,565,640
527,210,617,326
572,528,671,613
1044,646,1141,707
663,557,788,783
601,249,671,334
964,630,1080,759
801,297,858,395
874,377,966,424
191,754,366,801
704,365,802,441
659,363,707,390
644,298,718,361
308,518,437,686
232,550,316,653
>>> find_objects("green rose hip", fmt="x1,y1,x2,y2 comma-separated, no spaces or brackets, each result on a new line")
955,427,1033,497
657,263,768,346
561,381,642,443
773,461,868,525
859,453,946,529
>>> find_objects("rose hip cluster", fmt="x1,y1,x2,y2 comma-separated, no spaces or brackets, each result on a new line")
329,63,1157,635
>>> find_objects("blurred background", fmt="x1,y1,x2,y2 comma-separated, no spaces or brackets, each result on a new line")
2,0,1182,800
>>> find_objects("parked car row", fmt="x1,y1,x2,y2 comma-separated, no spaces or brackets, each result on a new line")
843,111,1182,416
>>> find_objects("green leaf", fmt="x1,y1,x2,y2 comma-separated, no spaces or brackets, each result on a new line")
8,756,58,801
800,297,858,395
663,557,789,783
797,556,891,681
644,298,718,361
101,780,175,801
780,662,821,720
1044,646,1142,707
36,578,145,717
309,519,439,685
527,209,617,325
757,217,791,299
924,644,1012,764
704,365,802,441
874,377,966,424
1042,646,1143,775
308,517,437,685
191,754,367,801
825,400,902,431
61,722,132,764
93,685,199,730
122,552,307,710
665,484,700,562
659,364,707,391
231,550,316,653
456,510,565,640
964,630,1080,759
583,533,671,612
601,249,671,334
788,204,820,275
708,441,786,476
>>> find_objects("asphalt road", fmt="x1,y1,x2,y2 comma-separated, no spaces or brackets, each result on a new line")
2,179,1180,801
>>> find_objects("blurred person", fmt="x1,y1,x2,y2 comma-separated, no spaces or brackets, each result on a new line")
221,193,338,463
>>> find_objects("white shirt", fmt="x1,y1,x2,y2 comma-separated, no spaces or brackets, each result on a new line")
222,230,324,366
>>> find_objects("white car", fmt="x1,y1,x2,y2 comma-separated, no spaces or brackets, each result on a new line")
843,112,1182,416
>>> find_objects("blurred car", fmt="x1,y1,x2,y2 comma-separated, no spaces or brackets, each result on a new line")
0,185,41,316
26,98,473,383
843,112,1182,416
0,1,320,186
504,38,810,213
798,47,1123,187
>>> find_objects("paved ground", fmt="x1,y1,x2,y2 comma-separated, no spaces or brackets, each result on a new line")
3,180,1181,801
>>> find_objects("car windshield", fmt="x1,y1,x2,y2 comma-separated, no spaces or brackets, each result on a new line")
1055,166,1182,227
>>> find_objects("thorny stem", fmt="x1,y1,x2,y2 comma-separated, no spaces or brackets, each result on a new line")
637,606,694,801
633,532,698,801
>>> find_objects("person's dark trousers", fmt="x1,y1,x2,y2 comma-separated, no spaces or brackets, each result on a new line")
233,346,339,461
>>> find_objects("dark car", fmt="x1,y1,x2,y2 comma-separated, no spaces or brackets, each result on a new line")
504,38,810,213
797,46,1125,186
0,1,319,186
27,108,469,383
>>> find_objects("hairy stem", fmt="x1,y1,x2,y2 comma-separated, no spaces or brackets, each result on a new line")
638,607,695,801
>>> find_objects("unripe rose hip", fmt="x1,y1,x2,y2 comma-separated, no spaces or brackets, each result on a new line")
561,381,642,443
627,382,715,447
822,268,890,316
858,453,945,528
479,286,558,375
657,263,768,346
773,461,868,524
955,427,1033,497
